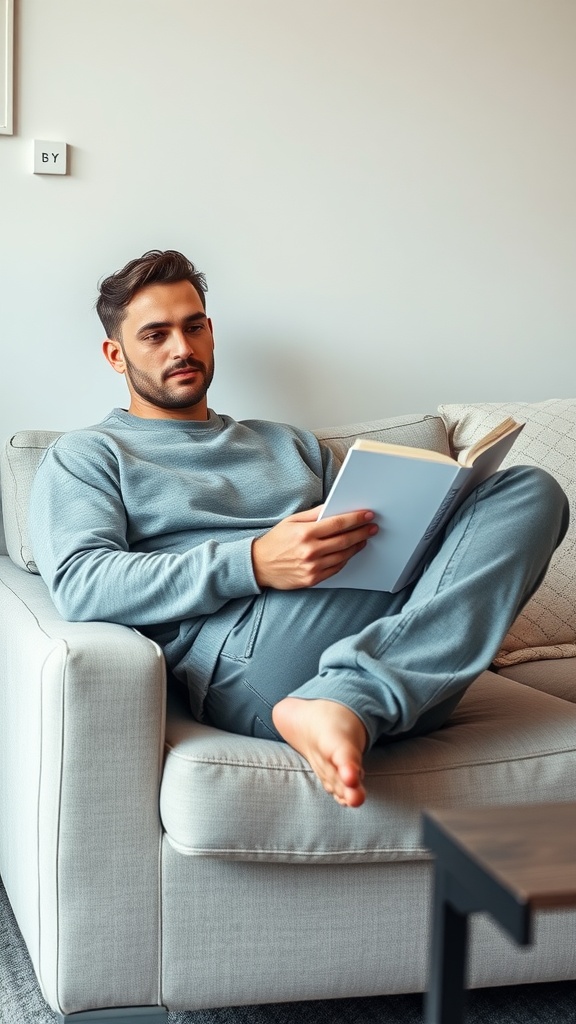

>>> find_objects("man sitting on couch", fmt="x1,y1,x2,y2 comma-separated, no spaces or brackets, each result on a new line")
29,250,569,808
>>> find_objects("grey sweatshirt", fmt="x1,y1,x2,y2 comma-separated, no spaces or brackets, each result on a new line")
29,408,339,636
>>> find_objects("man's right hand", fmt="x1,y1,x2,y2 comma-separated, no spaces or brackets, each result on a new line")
251,506,378,590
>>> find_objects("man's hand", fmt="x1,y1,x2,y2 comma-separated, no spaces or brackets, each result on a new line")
251,506,378,590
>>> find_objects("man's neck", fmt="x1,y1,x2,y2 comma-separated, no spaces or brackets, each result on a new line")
127,396,210,421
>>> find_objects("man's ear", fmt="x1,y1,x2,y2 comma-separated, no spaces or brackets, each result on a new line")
102,338,126,375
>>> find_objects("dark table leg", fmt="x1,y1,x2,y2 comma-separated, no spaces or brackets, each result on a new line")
424,865,470,1024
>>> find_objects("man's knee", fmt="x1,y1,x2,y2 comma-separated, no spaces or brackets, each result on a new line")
497,464,569,545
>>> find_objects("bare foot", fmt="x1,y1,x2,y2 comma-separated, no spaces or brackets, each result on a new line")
272,697,368,808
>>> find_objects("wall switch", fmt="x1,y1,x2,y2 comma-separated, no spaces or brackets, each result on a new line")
33,140,68,175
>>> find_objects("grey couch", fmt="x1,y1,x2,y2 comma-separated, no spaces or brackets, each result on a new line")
1,400,576,1023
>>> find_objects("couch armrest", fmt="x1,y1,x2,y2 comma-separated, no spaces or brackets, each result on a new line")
0,555,166,1016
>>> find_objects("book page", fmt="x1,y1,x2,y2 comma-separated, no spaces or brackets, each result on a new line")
353,438,456,465
458,418,523,467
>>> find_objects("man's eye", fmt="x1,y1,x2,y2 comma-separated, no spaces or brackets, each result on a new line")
146,333,165,342
186,323,203,333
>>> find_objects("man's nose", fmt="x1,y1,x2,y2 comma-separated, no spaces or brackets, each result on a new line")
171,330,194,357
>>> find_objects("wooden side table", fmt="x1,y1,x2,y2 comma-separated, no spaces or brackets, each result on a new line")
422,802,576,1024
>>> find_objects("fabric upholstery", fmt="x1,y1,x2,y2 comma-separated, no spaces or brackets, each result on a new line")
0,488,6,556
0,430,61,572
499,657,576,703
440,399,576,666
161,671,576,863
161,840,576,1010
316,412,450,463
0,556,165,1014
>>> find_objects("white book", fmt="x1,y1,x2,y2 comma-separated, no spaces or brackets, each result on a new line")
315,417,524,593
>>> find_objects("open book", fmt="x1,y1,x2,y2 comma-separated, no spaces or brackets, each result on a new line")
315,417,524,593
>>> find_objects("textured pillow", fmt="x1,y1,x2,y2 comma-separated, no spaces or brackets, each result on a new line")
0,488,6,557
440,400,576,667
1,415,449,575
1,431,62,572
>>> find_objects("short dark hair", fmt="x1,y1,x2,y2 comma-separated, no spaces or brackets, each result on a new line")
96,250,208,339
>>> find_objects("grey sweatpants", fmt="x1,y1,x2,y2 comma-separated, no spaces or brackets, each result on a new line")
179,466,568,748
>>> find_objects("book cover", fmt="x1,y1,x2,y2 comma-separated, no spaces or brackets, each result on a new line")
315,420,524,593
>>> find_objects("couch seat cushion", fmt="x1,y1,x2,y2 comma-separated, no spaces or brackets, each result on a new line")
499,657,576,704
161,671,576,864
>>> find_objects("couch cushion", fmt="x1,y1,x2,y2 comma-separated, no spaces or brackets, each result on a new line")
0,489,6,557
316,412,450,464
440,399,576,668
0,416,448,575
0,431,62,572
160,671,576,864
499,657,576,704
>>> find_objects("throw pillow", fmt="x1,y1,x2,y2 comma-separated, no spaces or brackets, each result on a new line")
440,399,576,667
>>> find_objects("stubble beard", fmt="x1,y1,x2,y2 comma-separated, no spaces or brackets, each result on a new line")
123,353,215,412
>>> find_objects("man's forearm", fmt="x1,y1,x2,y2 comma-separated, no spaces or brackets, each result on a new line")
36,537,260,625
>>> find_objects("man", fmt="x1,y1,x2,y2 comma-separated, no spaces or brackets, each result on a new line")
29,250,569,808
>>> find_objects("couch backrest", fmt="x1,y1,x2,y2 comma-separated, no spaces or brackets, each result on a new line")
316,412,450,464
0,414,448,574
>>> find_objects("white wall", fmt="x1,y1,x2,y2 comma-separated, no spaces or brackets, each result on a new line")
1,0,575,440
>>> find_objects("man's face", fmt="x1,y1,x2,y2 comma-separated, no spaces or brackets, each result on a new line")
103,280,215,420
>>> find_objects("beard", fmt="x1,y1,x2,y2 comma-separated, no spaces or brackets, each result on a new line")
122,352,215,411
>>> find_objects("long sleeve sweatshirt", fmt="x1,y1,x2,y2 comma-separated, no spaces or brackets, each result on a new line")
29,409,339,633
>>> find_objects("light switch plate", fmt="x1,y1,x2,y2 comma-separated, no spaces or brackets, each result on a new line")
33,140,68,174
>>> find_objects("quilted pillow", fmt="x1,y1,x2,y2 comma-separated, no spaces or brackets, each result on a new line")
440,399,576,667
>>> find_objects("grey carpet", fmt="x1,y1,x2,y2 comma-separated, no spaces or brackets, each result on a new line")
1,877,575,1023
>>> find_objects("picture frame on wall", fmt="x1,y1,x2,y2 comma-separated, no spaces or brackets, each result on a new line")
1,0,14,134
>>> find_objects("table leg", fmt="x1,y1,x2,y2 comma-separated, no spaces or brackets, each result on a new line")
424,865,470,1024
